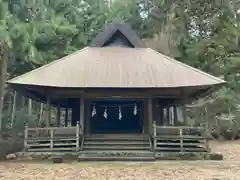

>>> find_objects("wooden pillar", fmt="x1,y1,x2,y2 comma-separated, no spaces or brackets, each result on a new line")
182,104,187,125
39,103,43,126
143,99,148,133
46,95,51,126
71,107,74,126
56,104,61,127
85,100,90,134
181,88,187,125
28,98,32,116
173,106,178,125
65,108,68,127
159,106,163,125
71,100,80,126
148,97,153,134
166,107,170,125
152,99,157,124
80,96,85,134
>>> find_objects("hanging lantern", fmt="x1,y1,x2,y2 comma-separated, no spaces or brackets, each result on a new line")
92,104,97,117
103,107,108,119
133,104,137,115
118,106,122,120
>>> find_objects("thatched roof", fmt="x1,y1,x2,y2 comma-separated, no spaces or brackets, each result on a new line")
8,47,225,88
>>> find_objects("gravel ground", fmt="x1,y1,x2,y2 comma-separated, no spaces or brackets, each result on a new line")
0,140,240,180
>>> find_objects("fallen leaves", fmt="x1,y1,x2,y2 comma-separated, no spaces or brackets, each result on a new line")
0,141,239,180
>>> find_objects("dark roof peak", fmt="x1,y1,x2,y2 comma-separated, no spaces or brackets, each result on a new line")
90,22,145,48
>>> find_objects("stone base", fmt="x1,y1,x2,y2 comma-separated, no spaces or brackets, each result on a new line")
8,152,78,161
78,151,154,161
6,151,223,162
155,152,223,160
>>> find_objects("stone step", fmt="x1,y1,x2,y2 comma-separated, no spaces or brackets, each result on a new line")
78,156,155,161
78,150,154,159
83,146,150,151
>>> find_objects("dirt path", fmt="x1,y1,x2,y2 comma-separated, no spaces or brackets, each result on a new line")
0,141,239,180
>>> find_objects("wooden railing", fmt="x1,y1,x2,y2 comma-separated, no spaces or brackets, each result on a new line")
152,121,210,153
24,122,83,152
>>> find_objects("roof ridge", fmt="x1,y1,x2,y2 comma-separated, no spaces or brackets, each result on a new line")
7,47,89,83
147,48,226,84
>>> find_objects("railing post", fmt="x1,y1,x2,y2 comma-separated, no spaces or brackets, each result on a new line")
204,124,210,152
180,128,183,152
50,128,53,150
76,121,80,150
204,108,210,152
24,123,28,151
205,138,210,152
153,121,157,155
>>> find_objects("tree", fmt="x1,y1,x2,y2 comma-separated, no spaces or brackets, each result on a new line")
0,0,239,136
0,0,12,130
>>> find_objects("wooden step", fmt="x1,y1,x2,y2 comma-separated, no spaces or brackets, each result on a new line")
86,134,146,137
83,146,150,150
156,147,207,152
156,142,205,146
85,134,148,140
27,143,77,147
85,137,148,141
27,147,78,152
155,135,209,140
27,138,77,142
84,141,149,145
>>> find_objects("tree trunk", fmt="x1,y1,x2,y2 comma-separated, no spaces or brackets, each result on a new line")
7,91,12,116
0,44,8,130
10,91,16,128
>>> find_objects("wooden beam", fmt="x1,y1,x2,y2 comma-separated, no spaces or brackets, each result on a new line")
65,108,68,127
51,89,182,99
57,104,61,127
173,106,178,125
39,103,44,126
166,107,170,125
148,97,153,134
80,97,85,132
28,98,32,116
180,88,187,124
85,100,90,135
46,95,51,126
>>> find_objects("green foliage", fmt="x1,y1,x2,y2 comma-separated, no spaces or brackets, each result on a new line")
149,0,240,138
0,0,239,139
